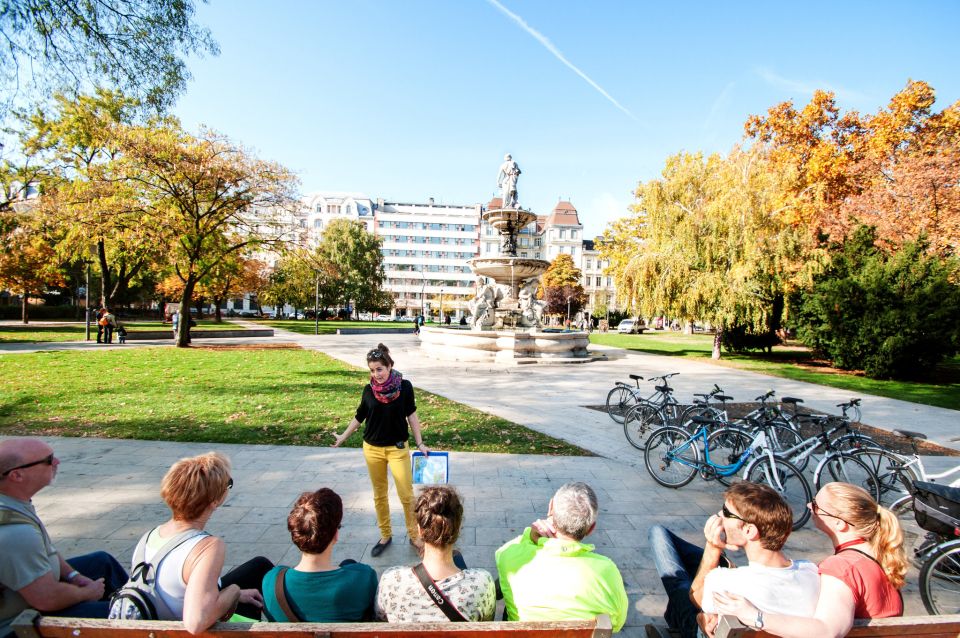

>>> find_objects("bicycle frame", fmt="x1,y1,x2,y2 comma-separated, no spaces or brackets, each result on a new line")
665,425,774,478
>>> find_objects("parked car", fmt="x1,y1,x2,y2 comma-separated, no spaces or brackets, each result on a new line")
617,319,639,334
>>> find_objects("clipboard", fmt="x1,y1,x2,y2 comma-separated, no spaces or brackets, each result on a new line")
411,451,449,484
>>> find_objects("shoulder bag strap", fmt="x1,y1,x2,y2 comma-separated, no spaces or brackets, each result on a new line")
273,567,302,622
411,563,467,622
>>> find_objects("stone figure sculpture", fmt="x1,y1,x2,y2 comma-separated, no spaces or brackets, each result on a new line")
497,154,521,209
518,279,545,327
468,283,502,329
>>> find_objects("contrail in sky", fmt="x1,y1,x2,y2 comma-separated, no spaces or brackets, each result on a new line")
485,0,636,120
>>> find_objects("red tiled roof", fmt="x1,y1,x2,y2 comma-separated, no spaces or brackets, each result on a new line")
487,197,503,209
547,201,581,227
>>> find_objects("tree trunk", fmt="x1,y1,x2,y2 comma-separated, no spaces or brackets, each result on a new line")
176,278,198,347
213,298,223,323
97,239,112,308
684,320,694,335
21,291,29,324
712,329,723,359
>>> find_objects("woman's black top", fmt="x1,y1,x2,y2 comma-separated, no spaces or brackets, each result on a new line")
355,379,416,446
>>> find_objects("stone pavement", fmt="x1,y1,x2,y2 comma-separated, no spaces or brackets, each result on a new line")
4,325,959,635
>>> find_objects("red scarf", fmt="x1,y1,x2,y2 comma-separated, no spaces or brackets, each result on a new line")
371,369,403,403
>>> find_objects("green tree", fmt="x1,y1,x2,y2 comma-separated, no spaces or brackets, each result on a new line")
797,226,960,379
542,254,586,318
317,218,386,316
0,213,65,323
0,0,218,115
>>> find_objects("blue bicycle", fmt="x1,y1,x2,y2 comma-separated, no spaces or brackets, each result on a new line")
644,416,813,529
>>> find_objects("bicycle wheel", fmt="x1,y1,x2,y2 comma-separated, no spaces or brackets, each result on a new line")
920,540,960,615
644,426,701,488
763,422,808,471
745,456,812,530
624,404,664,450
813,453,881,502
848,447,917,508
707,426,752,487
606,385,637,424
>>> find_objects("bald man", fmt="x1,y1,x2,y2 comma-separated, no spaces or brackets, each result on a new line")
0,439,127,636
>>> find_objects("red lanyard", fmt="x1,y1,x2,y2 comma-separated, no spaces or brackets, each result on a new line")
834,538,867,553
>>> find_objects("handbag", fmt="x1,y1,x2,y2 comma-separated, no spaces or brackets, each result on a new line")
411,563,467,622
273,567,302,622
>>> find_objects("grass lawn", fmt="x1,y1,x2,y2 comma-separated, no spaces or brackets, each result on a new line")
0,320,239,343
590,332,960,411
255,319,416,335
0,346,587,455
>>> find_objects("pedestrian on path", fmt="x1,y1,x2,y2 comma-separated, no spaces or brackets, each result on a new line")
101,309,117,344
332,343,430,557
95,308,106,343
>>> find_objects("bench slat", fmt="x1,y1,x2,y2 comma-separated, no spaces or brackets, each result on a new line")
12,611,612,638
715,613,960,638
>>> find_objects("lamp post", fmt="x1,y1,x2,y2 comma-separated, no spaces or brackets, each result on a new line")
566,295,572,328
314,272,320,336
439,287,444,325
419,267,426,319
83,259,93,341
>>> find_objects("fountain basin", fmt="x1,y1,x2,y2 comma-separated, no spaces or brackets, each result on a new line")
418,326,591,363
468,257,550,282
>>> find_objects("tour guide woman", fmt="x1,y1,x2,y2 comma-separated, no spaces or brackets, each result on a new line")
332,343,429,557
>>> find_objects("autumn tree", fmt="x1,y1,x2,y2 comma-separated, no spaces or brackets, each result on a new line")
238,258,272,315
0,0,217,117
112,122,300,346
608,149,813,358
16,89,165,308
261,251,328,317
542,254,586,319
0,213,65,323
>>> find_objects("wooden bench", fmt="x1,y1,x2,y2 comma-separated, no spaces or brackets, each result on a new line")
715,613,960,637
11,610,612,637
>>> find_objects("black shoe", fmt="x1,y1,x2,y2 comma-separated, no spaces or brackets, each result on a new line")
370,537,392,557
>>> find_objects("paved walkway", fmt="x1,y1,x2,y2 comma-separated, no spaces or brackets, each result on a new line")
4,325,959,635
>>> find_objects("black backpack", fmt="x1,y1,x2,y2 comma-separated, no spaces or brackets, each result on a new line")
108,528,209,620
913,481,960,538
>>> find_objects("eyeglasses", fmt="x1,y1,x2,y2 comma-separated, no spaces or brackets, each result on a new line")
368,349,383,359
809,500,850,524
1,453,55,477
227,477,234,490
721,504,748,523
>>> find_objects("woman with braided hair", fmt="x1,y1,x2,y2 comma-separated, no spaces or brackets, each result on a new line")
332,343,429,557
712,482,906,637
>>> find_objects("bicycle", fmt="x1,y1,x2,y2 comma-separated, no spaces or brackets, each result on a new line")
605,374,646,423
644,416,813,530
848,429,960,510
706,408,879,499
908,481,960,615
622,382,729,450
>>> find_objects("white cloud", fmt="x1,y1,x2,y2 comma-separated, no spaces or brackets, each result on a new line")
754,66,868,103
485,0,637,120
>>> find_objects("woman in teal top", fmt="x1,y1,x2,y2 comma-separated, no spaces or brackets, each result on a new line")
262,489,377,622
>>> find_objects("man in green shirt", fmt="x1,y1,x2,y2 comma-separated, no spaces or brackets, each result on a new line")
495,482,628,632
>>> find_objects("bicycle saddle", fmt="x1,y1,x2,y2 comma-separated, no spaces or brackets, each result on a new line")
781,397,803,404
655,385,671,393
894,429,927,440
629,374,643,381
716,395,732,402
690,415,715,424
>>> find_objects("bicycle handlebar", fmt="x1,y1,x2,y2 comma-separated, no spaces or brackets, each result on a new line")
755,389,776,402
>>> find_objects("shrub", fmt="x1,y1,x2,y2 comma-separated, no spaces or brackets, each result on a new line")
721,325,781,353
797,226,960,379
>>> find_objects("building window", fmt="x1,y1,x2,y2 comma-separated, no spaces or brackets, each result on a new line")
315,204,322,213
586,259,592,270
607,277,612,286
571,230,577,239
559,229,566,239
535,238,542,246
314,219,321,228
328,204,341,214
596,276,602,286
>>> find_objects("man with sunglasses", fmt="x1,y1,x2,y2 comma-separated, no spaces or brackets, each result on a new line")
0,438,127,637
646,481,819,638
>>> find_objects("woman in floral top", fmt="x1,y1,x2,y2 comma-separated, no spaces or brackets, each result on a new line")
376,486,496,622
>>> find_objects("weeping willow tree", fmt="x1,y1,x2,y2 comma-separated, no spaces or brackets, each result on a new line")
602,147,817,358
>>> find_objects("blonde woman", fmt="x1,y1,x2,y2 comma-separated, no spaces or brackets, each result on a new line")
126,453,272,633
713,482,906,637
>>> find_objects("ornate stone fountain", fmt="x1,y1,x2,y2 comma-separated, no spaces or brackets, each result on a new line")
418,154,591,363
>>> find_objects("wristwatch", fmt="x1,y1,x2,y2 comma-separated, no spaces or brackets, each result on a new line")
753,609,764,630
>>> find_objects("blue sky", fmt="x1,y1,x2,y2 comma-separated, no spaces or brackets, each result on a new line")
173,0,960,238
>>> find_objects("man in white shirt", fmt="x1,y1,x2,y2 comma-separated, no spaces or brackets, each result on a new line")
647,481,819,638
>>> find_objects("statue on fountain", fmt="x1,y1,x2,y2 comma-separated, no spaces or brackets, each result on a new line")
467,282,501,330
518,279,545,327
497,153,521,209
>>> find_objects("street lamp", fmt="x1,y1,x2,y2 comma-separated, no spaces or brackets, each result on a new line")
566,295,573,329
439,287,444,325
314,272,320,336
419,267,426,319
83,259,93,341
